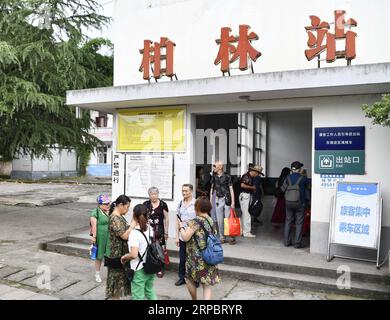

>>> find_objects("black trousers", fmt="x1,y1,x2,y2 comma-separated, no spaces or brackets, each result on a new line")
178,240,186,280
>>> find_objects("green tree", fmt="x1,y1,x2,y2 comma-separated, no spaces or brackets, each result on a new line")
0,0,112,172
362,94,390,127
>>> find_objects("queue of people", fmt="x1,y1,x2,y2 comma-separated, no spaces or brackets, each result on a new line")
89,159,310,300
91,184,221,300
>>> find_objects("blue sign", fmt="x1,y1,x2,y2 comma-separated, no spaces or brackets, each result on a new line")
315,126,365,150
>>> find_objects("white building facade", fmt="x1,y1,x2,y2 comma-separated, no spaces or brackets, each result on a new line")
67,0,390,258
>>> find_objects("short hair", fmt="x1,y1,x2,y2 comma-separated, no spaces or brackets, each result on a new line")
182,184,193,191
148,186,159,195
195,197,212,214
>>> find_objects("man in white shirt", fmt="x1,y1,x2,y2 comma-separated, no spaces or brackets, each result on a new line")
175,184,196,286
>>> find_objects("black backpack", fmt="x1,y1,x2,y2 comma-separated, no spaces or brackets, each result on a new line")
136,229,165,274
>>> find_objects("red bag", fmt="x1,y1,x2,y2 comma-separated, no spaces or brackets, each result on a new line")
163,246,170,266
302,208,311,236
224,208,241,237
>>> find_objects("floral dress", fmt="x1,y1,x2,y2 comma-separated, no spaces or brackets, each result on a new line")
106,215,130,298
185,215,221,286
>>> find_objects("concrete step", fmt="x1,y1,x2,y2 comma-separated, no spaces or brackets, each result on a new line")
45,241,90,259
49,232,390,285
167,256,390,300
42,239,390,299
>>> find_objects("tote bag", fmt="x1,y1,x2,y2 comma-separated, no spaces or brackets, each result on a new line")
224,208,241,237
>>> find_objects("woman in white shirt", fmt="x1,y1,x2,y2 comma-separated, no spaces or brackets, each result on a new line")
121,204,157,300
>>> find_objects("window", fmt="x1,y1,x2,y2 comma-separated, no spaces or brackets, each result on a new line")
253,113,263,167
97,146,108,164
95,112,108,127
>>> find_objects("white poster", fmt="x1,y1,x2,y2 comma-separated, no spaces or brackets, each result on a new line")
125,153,173,199
332,182,380,249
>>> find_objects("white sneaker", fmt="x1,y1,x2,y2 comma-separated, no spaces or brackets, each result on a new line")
95,273,102,283
243,233,256,238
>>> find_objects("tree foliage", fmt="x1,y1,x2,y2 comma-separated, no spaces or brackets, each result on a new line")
362,94,390,127
0,0,113,162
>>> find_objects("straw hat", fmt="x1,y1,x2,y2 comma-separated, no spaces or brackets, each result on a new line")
249,164,264,176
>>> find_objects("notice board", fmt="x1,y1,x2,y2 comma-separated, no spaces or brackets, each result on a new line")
331,182,381,249
125,153,174,200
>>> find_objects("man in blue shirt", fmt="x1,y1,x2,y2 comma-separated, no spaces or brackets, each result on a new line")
280,161,310,248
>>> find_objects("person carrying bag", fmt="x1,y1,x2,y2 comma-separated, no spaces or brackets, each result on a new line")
224,208,241,237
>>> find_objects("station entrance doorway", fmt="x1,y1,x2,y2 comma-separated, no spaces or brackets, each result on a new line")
195,110,312,249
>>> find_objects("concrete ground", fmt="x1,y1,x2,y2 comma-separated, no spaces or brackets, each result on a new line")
0,191,362,300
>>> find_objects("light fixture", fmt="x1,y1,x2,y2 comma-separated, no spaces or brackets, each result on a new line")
238,95,251,102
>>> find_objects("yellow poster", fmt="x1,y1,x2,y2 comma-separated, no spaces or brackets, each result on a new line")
117,106,186,151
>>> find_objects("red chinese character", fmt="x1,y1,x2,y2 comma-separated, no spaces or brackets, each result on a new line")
139,37,176,81
214,25,261,74
305,10,357,65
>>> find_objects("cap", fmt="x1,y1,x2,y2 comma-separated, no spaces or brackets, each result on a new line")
97,194,111,205
249,164,265,176
291,161,304,170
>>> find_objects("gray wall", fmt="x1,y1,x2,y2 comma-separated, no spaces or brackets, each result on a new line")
12,149,77,180
266,111,312,178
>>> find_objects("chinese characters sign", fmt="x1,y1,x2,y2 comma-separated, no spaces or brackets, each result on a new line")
117,106,186,152
214,25,261,75
111,153,125,200
332,182,380,249
138,10,358,80
314,126,365,174
320,174,345,189
315,150,364,174
305,10,357,66
139,37,176,81
315,126,365,150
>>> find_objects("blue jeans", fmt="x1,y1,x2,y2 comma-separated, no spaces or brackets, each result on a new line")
178,240,186,280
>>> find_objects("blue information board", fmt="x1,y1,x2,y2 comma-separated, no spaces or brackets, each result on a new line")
315,126,365,150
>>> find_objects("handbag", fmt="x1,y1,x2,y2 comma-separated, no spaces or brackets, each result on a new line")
104,231,128,269
249,198,263,217
104,255,123,269
124,251,146,283
224,208,241,237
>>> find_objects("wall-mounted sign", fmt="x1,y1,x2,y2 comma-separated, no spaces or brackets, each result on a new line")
125,153,174,200
137,9,357,81
315,126,365,150
111,153,125,200
117,106,186,152
315,150,364,174
320,174,345,189
305,10,357,66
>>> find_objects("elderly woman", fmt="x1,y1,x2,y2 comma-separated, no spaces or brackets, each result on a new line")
89,194,111,283
178,197,221,300
143,186,169,247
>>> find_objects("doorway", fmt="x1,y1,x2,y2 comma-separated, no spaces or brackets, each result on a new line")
194,110,312,249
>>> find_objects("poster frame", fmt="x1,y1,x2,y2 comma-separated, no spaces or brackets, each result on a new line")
124,152,175,201
326,181,383,269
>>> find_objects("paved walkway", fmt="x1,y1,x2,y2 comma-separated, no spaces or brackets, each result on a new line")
0,283,59,300
0,181,110,206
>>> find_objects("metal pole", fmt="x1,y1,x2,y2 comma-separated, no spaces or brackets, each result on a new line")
376,197,383,269
327,195,335,262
